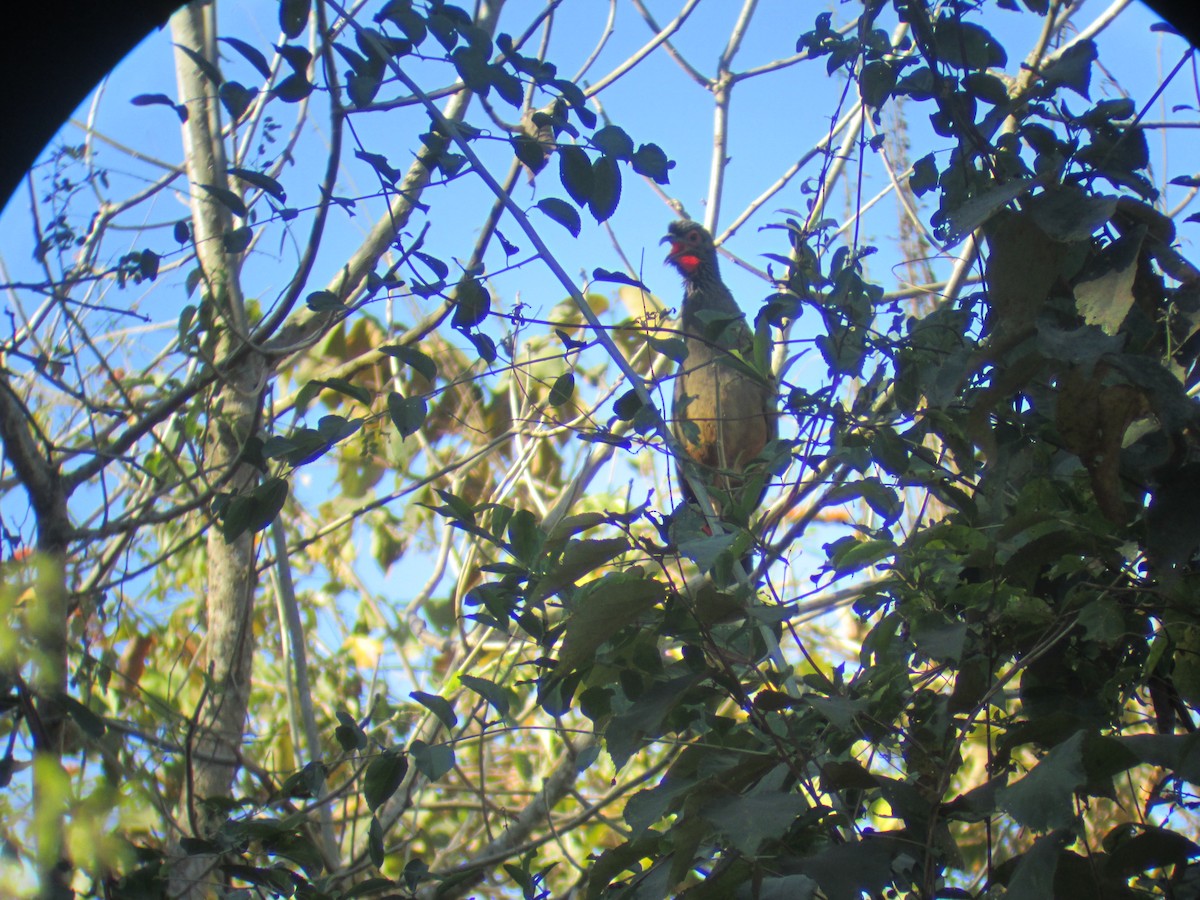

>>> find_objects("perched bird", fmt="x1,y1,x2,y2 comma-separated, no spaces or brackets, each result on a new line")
663,219,777,537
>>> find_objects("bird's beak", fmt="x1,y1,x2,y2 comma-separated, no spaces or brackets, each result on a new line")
660,235,680,261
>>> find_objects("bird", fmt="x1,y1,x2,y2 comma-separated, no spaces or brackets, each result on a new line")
663,219,778,568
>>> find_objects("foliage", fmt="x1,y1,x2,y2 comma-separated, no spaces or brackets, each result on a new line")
0,1,1199,898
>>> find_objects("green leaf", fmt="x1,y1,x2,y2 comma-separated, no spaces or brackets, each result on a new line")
363,748,408,811
552,573,664,678
306,290,345,312
57,693,106,739
368,815,385,869
1004,830,1069,899
334,709,367,751
139,249,160,281
647,336,687,363
1000,730,1086,831
1073,228,1142,335
1105,824,1200,878
536,198,581,237
403,859,430,890
356,150,401,184
530,536,631,603
831,538,895,575
379,345,438,382
507,508,541,565
310,377,371,407
548,371,575,406
409,740,455,781
387,392,427,438
490,65,523,106
410,691,458,729
220,477,289,542
910,615,968,663
784,830,907,898
1027,187,1117,241
588,156,621,223
941,178,1034,246
279,760,326,799
605,674,702,771
1120,733,1200,784
458,674,512,718
559,144,593,204
380,4,427,45
700,767,806,855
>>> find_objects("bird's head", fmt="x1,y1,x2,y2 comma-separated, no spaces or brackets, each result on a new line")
662,220,718,279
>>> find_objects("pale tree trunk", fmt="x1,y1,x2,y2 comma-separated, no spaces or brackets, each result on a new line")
167,4,265,897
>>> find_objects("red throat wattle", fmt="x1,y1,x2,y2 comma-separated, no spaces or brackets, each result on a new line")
669,242,702,274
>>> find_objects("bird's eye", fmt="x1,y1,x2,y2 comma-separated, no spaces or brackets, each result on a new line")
687,231,701,243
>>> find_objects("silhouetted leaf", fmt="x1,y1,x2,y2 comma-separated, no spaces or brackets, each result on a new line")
859,59,897,108
223,226,253,254
588,156,621,223
219,37,273,80
631,143,673,184
131,93,187,122
219,82,257,120
511,134,546,173
536,198,581,237
548,371,575,407
175,43,223,86
592,125,634,160
591,268,644,289
452,277,490,329
227,167,286,202
559,144,593,204
1041,39,1097,98
280,0,311,38
198,184,248,218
